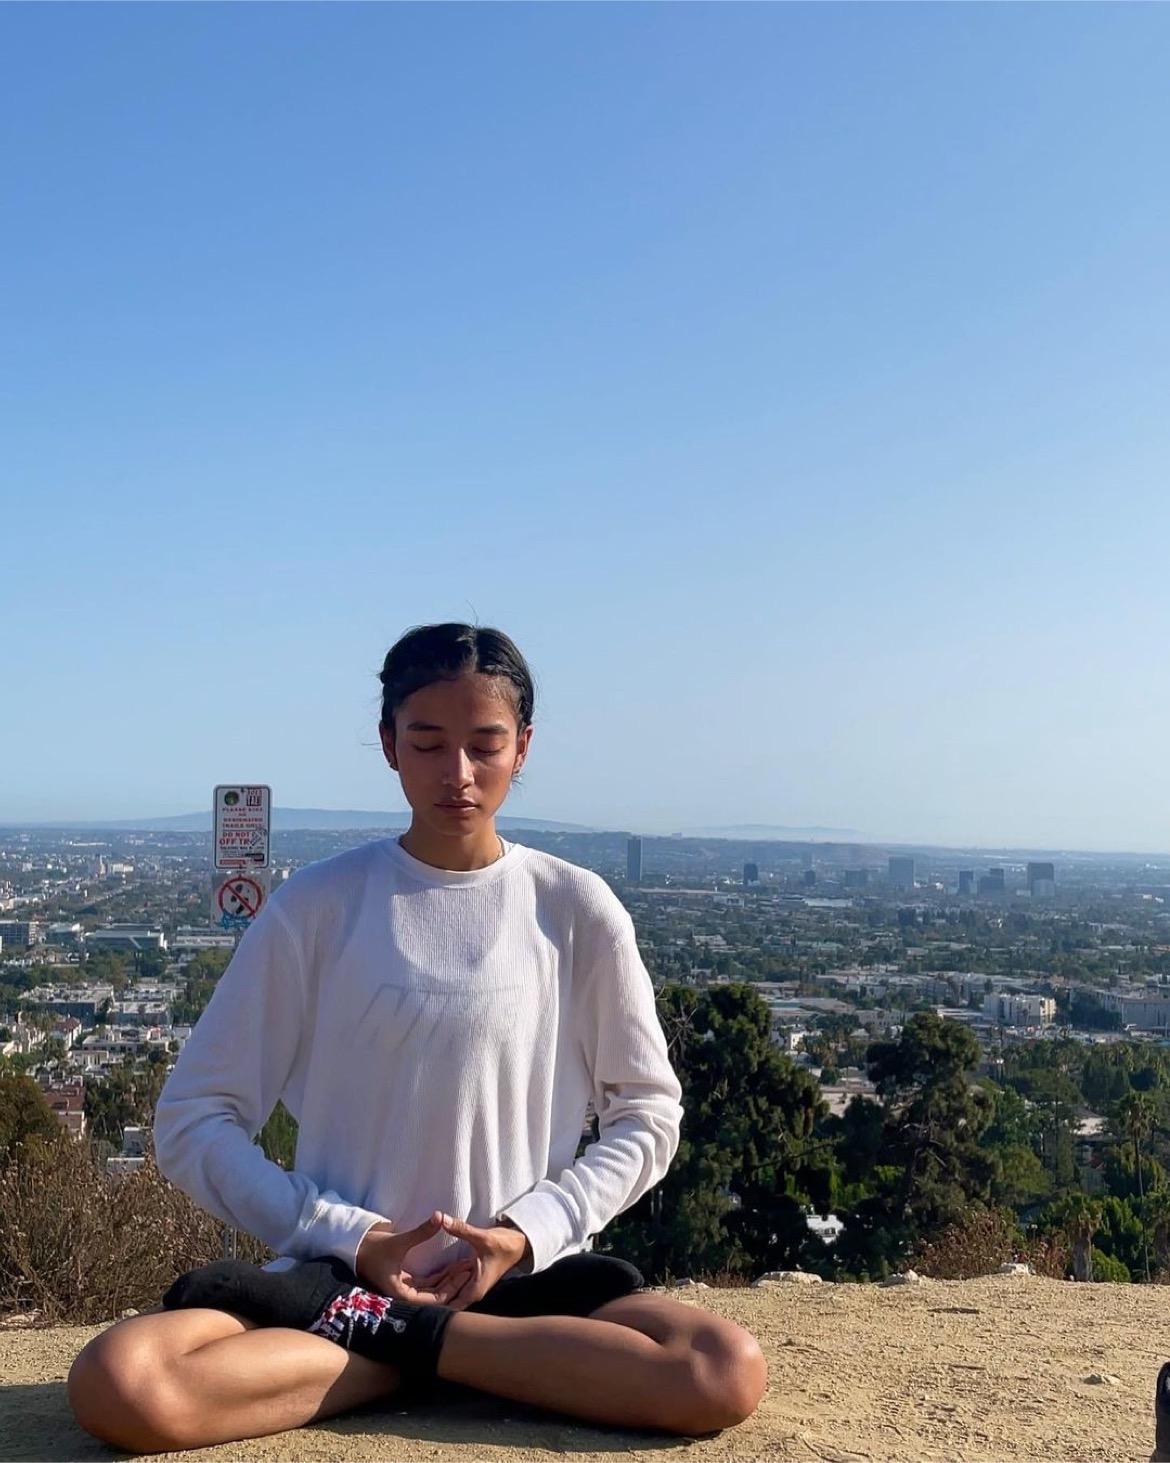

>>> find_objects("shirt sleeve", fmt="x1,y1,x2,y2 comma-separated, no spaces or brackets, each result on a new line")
498,903,683,1274
152,896,386,1271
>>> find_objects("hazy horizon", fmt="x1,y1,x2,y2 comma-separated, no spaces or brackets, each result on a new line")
5,6,1170,852
3,804,1169,861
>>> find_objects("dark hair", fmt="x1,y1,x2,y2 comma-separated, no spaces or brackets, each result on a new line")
378,623,536,737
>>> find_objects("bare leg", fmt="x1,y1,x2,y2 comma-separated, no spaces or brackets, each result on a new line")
439,1292,766,1434
68,1305,405,1453
69,1292,765,1451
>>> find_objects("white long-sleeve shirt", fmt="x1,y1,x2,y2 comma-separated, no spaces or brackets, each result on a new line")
153,836,683,1277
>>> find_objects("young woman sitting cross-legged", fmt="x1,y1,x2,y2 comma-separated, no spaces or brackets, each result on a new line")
66,622,768,1453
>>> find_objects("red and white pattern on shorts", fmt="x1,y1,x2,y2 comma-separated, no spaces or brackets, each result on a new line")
309,1285,395,1344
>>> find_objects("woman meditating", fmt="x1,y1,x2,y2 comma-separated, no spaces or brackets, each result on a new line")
67,622,768,1452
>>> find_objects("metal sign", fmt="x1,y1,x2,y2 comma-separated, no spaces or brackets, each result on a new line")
213,784,272,870
211,868,271,932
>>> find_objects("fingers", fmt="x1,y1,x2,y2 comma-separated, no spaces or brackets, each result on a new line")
403,1211,445,1240
447,1277,489,1312
436,1267,476,1305
417,1259,476,1294
438,1212,483,1245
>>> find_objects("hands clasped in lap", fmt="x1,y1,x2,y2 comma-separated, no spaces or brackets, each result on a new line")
162,1210,529,1382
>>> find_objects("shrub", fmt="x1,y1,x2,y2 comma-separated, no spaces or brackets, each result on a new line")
0,1138,272,1324
912,1205,1069,1280
1092,1248,1131,1283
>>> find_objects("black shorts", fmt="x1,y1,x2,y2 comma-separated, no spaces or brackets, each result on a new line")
400,1251,646,1406
461,1251,645,1318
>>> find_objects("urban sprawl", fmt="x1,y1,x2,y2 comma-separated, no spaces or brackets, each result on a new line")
3,824,1169,1192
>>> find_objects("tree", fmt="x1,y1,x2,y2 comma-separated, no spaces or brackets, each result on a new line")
1117,1092,1156,1281
1045,1194,1102,1281
600,984,830,1282
835,1013,995,1275
0,1073,63,1162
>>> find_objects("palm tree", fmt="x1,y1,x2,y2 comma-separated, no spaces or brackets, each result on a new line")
1118,1092,1155,1282
1051,1193,1102,1282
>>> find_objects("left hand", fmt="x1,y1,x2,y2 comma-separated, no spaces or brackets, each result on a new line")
417,1214,530,1311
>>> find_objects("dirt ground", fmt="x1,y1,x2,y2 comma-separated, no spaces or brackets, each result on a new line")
1,1274,1166,1462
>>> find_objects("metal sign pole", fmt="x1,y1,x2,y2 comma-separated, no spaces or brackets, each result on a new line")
211,784,272,1265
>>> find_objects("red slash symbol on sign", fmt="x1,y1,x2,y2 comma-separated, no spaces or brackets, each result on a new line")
218,876,262,919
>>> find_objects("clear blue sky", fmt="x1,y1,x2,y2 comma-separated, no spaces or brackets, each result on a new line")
4,4,1170,852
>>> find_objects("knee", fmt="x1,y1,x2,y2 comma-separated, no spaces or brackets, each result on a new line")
679,1324,768,1433
68,1329,196,1453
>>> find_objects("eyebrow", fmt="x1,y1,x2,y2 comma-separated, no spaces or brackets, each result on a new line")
404,721,511,735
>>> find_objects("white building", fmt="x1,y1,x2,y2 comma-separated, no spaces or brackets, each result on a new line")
87,925,167,953
983,993,1056,1027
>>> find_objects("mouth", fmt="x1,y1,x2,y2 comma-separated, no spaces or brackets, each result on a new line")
436,802,478,811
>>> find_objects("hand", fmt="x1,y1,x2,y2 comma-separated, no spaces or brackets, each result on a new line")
417,1213,530,1311
354,1212,477,1306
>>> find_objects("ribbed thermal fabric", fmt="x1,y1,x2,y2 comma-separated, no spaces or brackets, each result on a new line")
153,837,684,1278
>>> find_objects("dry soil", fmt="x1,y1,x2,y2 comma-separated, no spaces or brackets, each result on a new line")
1,1274,1166,1462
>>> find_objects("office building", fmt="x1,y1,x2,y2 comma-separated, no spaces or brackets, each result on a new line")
743,862,759,887
0,920,43,949
1027,861,1056,898
87,924,168,953
626,837,642,885
843,869,869,890
977,867,1006,896
957,870,975,896
888,856,915,890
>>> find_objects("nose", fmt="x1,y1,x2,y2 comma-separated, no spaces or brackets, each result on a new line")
440,748,475,790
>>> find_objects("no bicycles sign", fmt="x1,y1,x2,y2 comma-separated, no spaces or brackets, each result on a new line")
212,869,271,932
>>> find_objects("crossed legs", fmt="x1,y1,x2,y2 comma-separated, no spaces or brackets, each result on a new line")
67,1291,767,1452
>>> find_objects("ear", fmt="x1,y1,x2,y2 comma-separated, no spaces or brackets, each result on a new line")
378,721,398,771
512,723,533,776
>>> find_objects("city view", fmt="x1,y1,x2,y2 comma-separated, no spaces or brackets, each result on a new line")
7,816,1170,1285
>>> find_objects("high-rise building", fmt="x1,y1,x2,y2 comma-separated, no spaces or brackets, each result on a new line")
626,836,642,885
888,856,915,890
1027,861,1056,897
977,867,1006,896
843,869,870,890
743,862,759,887
957,870,975,896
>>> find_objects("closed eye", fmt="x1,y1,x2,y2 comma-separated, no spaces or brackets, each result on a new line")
413,746,504,756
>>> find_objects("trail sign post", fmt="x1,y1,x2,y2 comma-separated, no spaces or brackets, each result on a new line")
211,784,273,1258
213,784,271,870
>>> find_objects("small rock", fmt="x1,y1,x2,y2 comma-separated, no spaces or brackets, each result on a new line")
881,1269,923,1287
672,1278,709,1289
119,1308,140,1319
754,1270,823,1286
998,1263,1032,1276
1084,1373,1121,1386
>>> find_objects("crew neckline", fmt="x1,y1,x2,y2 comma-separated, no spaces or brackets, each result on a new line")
379,834,527,887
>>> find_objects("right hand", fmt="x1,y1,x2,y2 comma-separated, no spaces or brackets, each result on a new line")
354,1211,476,1306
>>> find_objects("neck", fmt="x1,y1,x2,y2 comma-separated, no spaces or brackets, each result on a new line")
398,821,504,872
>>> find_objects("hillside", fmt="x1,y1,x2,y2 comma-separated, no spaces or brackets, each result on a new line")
1,1274,1165,1462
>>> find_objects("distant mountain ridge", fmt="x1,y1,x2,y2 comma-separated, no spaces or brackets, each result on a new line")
675,822,862,839
4,809,596,833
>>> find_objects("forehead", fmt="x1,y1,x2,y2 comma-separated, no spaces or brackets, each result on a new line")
400,673,516,732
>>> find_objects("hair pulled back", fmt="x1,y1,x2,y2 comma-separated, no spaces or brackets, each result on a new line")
378,623,536,735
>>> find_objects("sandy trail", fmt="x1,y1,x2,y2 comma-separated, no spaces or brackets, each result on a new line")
1,1275,1165,1462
